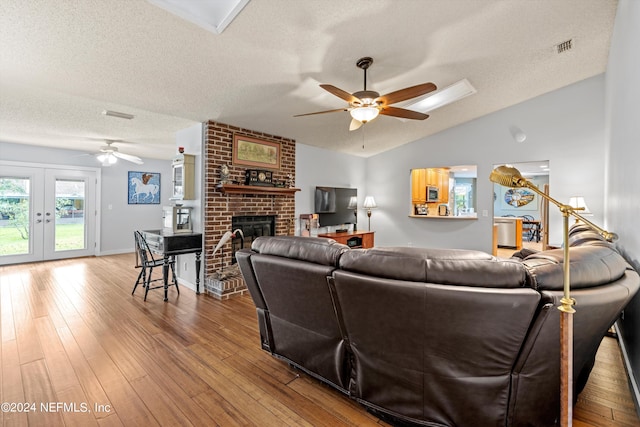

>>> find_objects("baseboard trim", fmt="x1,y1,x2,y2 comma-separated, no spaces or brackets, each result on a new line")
97,248,134,256
616,321,640,418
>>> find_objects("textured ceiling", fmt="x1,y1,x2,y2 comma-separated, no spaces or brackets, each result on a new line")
0,0,617,161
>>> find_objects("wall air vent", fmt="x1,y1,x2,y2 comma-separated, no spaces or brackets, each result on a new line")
556,39,573,54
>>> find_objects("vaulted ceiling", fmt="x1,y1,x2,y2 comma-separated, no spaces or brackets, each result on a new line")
0,0,617,161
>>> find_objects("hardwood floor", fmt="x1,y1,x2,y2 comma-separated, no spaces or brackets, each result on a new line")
1,254,638,426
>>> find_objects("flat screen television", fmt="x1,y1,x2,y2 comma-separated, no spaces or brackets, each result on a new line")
315,186,357,227
315,186,336,213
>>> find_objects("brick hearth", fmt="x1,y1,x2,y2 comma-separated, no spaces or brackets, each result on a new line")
204,121,296,299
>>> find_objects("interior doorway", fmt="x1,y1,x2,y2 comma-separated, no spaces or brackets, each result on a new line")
0,164,97,265
492,161,549,257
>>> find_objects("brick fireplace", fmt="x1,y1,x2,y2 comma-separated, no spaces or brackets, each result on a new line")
203,121,296,299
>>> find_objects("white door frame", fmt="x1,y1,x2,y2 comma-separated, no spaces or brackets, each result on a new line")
0,160,101,264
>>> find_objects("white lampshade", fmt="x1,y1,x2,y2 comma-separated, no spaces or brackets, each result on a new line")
568,196,592,215
347,196,358,209
363,196,377,209
350,106,379,123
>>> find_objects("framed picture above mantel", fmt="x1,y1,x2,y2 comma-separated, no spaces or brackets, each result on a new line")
232,134,281,170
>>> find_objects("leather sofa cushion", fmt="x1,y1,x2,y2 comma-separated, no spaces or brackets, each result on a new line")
251,236,348,267
523,246,629,290
339,247,528,288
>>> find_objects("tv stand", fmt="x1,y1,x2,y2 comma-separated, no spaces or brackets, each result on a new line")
318,231,375,249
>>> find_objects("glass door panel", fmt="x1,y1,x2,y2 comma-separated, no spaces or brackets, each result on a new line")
0,166,44,264
0,165,96,265
54,179,86,251
0,176,32,255
44,169,95,261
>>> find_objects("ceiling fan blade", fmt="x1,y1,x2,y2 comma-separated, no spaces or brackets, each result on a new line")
113,152,144,164
377,83,437,106
379,106,430,120
294,108,348,117
320,84,360,104
349,119,363,131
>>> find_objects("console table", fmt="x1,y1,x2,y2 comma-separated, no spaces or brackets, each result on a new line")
141,229,203,299
318,231,375,249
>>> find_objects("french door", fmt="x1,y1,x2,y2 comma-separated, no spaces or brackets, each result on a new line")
0,165,97,265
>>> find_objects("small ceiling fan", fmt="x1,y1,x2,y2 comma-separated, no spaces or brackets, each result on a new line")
295,57,437,131
95,141,143,166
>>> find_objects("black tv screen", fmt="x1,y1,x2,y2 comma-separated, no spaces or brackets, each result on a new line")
315,187,357,227
314,187,336,213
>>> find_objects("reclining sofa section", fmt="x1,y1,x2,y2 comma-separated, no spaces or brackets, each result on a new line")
236,225,639,427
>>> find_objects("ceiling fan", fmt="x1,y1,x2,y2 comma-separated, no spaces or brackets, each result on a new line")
95,141,143,166
295,57,437,131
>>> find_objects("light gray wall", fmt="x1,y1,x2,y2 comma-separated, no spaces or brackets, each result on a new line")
605,0,640,403
172,123,204,291
295,143,366,233
363,74,606,251
0,141,172,254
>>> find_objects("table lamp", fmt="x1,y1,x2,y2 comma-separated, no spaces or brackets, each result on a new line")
568,196,592,223
363,196,377,231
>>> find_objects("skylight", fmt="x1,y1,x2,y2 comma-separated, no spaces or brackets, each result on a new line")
147,0,250,34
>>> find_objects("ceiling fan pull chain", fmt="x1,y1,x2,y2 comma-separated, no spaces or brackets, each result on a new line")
362,126,366,150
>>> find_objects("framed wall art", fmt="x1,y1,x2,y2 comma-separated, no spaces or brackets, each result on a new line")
128,171,160,204
232,134,281,170
500,187,538,211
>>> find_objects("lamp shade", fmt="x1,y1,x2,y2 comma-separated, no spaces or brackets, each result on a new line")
363,196,377,209
568,196,592,215
350,106,379,123
347,196,358,209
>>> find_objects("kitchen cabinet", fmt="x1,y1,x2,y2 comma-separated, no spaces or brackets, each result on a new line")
171,154,195,200
412,167,450,205
426,168,438,186
438,168,450,203
411,169,426,203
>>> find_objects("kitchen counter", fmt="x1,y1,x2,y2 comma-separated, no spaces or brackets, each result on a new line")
409,214,477,220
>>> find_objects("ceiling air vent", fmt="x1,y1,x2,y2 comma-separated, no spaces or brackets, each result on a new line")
556,39,573,54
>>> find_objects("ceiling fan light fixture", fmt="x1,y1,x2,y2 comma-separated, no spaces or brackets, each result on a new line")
97,153,117,166
405,79,476,113
350,106,379,123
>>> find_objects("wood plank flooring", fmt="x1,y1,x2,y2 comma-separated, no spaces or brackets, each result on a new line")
0,254,638,426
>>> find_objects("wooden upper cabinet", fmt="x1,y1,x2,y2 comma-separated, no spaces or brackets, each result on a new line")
426,168,438,186
411,169,426,203
438,168,450,203
171,154,195,200
412,167,452,205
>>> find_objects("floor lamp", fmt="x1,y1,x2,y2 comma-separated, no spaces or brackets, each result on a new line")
490,165,617,427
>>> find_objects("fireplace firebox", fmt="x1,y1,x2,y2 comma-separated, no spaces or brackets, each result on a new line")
231,215,276,264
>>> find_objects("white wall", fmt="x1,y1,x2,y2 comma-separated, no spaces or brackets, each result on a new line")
0,141,172,254
605,0,640,402
365,74,606,251
172,123,204,290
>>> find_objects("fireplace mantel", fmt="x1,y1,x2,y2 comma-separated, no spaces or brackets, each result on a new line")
216,184,300,196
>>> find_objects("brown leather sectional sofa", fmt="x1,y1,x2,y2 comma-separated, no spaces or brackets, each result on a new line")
236,224,639,426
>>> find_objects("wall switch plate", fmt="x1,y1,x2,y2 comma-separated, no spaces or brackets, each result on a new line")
482,210,489,217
